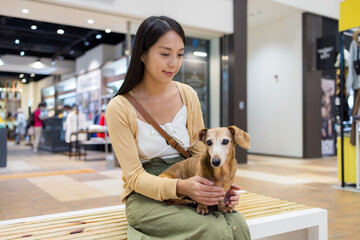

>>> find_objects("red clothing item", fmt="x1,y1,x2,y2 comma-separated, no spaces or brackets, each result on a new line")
97,114,106,138
33,109,43,127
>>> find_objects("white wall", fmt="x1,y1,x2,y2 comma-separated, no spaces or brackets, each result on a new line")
76,44,116,74
247,13,303,157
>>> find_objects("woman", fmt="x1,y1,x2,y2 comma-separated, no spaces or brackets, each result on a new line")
106,16,250,239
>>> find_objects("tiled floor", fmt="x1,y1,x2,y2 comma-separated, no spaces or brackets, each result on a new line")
1,142,360,239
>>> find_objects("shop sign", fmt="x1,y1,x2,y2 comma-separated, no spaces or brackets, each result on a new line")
316,36,336,71
77,69,101,94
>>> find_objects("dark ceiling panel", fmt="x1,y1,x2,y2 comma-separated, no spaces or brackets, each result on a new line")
0,15,125,60
0,15,126,84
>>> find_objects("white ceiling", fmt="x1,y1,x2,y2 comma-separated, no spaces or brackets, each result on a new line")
248,0,303,29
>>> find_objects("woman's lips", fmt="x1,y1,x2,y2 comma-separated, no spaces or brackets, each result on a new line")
163,71,174,77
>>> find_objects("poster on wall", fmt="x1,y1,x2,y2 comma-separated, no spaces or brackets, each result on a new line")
321,78,336,156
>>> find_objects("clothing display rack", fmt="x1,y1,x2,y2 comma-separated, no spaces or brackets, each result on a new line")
338,0,360,190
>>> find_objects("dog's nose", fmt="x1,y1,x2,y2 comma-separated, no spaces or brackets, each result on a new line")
212,158,221,167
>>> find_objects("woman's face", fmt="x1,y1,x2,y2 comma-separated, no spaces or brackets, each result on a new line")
141,30,184,84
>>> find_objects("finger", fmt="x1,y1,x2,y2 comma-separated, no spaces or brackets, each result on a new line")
194,176,214,186
230,184,242,190
200,185,225,194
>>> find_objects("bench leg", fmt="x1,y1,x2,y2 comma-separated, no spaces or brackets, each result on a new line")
308,211,328,240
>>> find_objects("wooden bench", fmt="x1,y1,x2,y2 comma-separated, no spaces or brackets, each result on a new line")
0,192,327,240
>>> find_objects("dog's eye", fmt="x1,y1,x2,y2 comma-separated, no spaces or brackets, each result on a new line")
206,140,212,146
222,139,229,145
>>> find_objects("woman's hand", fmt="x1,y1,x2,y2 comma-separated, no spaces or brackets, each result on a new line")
176,176,225,206
224,184,241,208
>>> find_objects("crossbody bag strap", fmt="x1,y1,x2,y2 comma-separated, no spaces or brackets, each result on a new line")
124,93,191,158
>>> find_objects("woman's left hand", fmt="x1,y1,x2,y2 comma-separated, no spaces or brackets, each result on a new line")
224,184,242,208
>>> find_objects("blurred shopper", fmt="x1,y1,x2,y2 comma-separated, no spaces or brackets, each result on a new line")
64,105,87,143
97,105,107,138
33,102,46,152
61,105,71,141
15,108,26,144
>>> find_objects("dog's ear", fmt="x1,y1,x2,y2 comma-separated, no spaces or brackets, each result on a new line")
228,126,250,149
198,128,208,143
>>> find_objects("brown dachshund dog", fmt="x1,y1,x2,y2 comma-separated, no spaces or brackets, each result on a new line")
159,126,250,215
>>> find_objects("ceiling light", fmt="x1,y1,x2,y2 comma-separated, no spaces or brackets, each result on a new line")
87,19,94,24
105,28,111,33
22,9,29,14
19,74,24,78
31,25,37,30
57,29,65,35
32,59,45,69
20,51,25,56
0,57,4,66
30,73,35,77
96,34,102,39
84,41,90,46
15,39,20,44
22,79,27,83
69,50,75,55
193,51,207,57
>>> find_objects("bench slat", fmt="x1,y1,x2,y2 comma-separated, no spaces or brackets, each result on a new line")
0,192,314,239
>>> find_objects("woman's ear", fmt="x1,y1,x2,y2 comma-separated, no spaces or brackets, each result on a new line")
141,52,146,63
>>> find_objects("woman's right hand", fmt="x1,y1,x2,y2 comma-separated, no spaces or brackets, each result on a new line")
176,176,225,206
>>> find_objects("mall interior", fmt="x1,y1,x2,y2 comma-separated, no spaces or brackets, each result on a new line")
0,0,359,239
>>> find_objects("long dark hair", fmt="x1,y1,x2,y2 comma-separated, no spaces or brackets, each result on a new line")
114,16,185,96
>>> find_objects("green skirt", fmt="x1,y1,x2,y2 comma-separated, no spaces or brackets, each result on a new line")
126,156,251,240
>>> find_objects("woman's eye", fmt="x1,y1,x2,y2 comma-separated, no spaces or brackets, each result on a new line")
161,53,169,56
222,139,229,145
178,54,184,57
206,140,212,146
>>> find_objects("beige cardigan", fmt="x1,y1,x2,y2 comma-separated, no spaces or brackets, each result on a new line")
106,81,206,202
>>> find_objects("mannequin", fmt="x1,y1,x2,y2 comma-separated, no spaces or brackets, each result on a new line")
347,28,360,145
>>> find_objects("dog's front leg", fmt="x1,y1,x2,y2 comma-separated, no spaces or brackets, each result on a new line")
196,204,209,215
218,200,235,213
165,199,195,206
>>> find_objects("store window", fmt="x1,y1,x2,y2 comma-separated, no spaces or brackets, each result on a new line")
174,37,210,126
101,56,127,107
55,77,76,115
41,85,55,117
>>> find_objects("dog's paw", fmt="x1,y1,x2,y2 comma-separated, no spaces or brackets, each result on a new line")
196,205,209,215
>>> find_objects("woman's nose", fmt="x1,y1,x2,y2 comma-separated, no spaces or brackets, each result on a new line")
168,56,177,67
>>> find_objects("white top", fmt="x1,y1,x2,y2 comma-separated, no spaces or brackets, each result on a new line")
137,105,190,162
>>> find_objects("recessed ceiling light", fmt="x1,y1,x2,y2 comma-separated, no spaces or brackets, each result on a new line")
96,34,102,39
84,41,90,46
57,29,65,35
31,25,37,30
69,50,75,55
105,28,111,33
30,73,35,77
19,74,24,78
20,51,25,56
22,79,27,83
15,39,20,44
22,9,29,14
87,19,94,24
